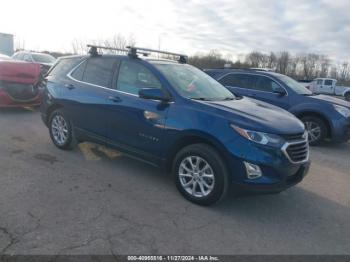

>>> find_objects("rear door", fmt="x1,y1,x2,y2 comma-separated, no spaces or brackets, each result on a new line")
218,73,257,97
322,79,334,94
63,56,119,141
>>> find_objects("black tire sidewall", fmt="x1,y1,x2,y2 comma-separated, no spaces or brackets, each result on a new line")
172,144,229,206
49,109,74,150
301,116,327,146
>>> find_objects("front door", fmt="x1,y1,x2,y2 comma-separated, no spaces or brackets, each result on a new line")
105,59,169,163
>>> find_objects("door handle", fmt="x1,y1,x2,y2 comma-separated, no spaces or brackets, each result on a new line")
108,96,122,102
65,83,75,90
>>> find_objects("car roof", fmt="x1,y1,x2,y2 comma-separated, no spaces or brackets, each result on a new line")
204,68,284,79
59,53,180,65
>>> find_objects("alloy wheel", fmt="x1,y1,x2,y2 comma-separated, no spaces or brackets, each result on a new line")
51,114,69,146
304,121,321,143
178,156,215,198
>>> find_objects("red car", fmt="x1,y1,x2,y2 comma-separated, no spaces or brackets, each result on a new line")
0,59,43,108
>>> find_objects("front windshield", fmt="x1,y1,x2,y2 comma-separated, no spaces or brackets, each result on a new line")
275,74,312,95
32,53,56,64
154,63,235,101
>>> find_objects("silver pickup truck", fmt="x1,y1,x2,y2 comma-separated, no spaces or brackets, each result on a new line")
309,78,350,101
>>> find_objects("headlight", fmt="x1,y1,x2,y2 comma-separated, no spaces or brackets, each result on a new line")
334,105,350,118
230,124,283,146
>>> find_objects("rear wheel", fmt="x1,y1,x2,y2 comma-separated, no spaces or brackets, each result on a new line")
301,116,327,146
345,92,350,102
49,109,75,150
172,143,229,206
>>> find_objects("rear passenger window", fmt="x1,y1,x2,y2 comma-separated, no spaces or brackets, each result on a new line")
324,80,333,86
255,76,280,92
82,57,117,88
71,60,87,81
219,74,256,89
117,60,162,95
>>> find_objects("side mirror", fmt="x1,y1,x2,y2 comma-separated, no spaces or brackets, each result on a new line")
273,87,287,96
138,88,170,102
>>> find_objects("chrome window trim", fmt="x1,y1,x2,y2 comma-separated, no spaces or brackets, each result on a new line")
67,58,139,97
66,58,172,102
217,72,289,96
281,139,309,164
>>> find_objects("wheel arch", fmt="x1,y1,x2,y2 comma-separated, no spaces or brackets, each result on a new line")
45,103,63,125
295,111,332,138
164,131,229,173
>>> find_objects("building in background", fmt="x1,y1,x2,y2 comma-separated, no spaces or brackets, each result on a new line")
0,33,14,56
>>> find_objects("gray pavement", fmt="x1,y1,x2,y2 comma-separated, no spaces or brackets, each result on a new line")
0,108,349,255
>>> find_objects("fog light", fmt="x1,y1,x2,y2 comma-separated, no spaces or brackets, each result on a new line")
244,162,262,179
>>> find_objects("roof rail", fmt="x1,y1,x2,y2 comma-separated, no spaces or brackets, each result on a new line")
87,45,128,56
87,44,188,63
126,46,188,64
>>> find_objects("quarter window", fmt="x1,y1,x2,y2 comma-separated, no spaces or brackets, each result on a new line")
82,57,117,88
117,60,161,95
71,60,87,81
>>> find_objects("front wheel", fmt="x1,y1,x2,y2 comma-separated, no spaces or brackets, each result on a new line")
301,116,327,146
49,109,76,150
172,144,230,206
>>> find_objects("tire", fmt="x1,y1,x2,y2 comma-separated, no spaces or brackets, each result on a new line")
345,92,350,102
172,143,230,206
300,116,327,146
49,109,76,150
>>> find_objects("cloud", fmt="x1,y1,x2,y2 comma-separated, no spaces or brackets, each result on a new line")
1,0,349,61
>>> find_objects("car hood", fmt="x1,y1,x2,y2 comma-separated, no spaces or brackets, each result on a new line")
310,94,350,108
198,97,305,135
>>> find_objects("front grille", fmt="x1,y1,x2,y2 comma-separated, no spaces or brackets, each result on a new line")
284,140,309,163
282,133,304,141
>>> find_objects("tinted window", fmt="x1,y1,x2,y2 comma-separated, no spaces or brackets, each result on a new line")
48,58,81,77
324,80,333,86
255,76,280,92
117,60,162,95
219,74,256,89
317,79,323,85
71,60,87,81
83,57,117,88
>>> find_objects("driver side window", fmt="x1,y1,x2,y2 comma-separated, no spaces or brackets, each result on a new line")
116,60,162,95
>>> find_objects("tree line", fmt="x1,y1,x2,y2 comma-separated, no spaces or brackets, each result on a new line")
189,50,350,85
17,34,349,86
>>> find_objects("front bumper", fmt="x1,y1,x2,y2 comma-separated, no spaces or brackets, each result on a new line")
224,137,310,193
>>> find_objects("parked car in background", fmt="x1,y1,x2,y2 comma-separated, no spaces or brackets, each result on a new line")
12,51,56,75
205,69,350,145
298,79,313,90
309,78,350,101
0,59,43,108
41,46,310,206
0,53,12,60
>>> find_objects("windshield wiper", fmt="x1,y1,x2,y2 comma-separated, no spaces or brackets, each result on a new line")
222,97,235,101
190,97,213,101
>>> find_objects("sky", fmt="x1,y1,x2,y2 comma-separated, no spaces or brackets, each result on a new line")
1,0,349,61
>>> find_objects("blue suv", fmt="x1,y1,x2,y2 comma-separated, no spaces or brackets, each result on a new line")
41,46,310,205
205,69,350,145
